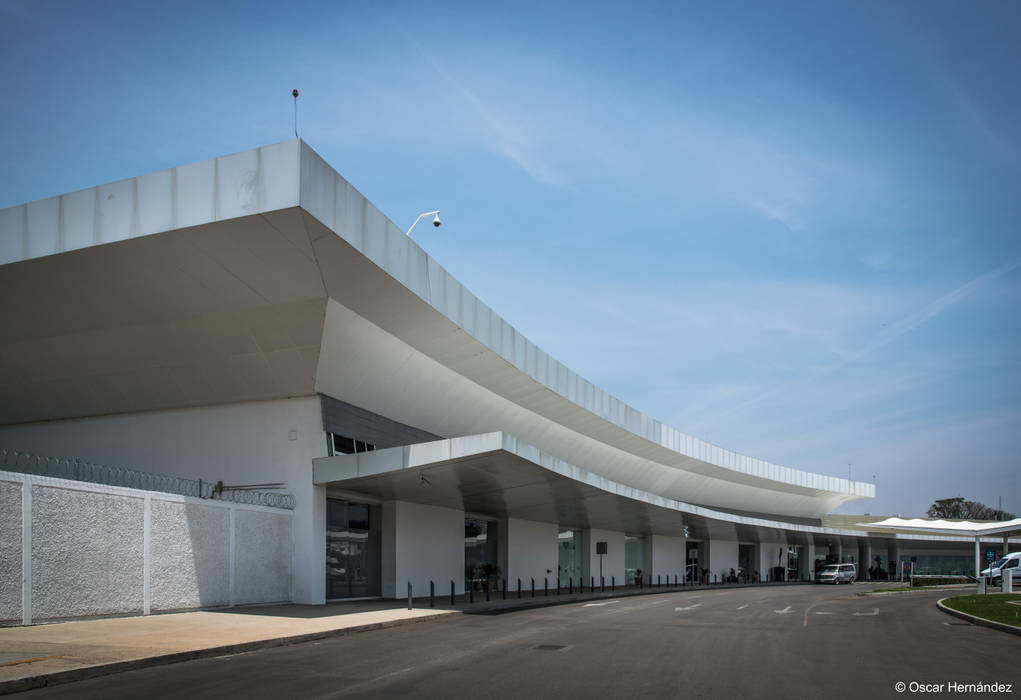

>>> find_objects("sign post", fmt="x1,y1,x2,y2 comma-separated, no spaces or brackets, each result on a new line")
596,541,607,583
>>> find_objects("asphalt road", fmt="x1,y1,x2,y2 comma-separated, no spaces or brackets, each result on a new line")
22,585,1020,699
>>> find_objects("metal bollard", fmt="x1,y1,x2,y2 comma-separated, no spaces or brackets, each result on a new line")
557,578,561,595
451,580,455,605
658,575,661,587
408,581,413,610
518,578,522,599
601,575,605,592
569,577,573,594
591,577,594,592
503,578,507,600
612,575,615,591
544,578,548,596
674,575,678,586
430,580,435,608
531,578,535,598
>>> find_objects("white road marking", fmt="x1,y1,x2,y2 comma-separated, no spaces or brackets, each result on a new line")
675,603,702,611
736,604,748,610
583,600,620,607
853,608,879,616
774,606,793,615
815,612,833,615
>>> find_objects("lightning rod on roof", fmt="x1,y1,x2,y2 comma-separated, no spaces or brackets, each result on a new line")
292,89,299,138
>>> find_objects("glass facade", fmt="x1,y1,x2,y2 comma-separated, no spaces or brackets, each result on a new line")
558,529,582,586
687,543,703,582
738,544,755,582
625,535,645,584
787,546,801,581
326,499,381,599
904,555,972,576
465,519,500,591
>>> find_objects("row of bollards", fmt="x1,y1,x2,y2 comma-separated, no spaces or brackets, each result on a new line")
408,572,700,609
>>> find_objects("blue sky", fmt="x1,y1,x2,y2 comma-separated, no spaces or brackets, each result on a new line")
2,0,1019,516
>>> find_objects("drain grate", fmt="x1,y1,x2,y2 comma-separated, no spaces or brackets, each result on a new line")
534,644,567,651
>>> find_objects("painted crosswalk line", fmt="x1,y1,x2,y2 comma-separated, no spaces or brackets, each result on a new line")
853,608,879,616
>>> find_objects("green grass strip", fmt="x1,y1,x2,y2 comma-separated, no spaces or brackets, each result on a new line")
942,593,1021,627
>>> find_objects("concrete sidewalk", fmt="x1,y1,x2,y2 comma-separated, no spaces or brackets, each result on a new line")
0,580,815,695
0,601,457,695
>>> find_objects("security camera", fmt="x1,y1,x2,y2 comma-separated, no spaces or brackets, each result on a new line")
432,214,441,227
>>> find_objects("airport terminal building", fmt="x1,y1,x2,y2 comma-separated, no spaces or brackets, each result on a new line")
0,141,999,623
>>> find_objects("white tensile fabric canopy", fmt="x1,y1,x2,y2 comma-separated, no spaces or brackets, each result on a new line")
860,517,1021,537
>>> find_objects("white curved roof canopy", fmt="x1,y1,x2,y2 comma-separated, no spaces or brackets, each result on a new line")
0,139,874,519
863,518,1021,537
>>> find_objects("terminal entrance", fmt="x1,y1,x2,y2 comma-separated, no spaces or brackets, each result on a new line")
625,535,646,584
326,498,381,599
687,541,705,582
738,544,755,582
465,518,500,592
558,529,582,587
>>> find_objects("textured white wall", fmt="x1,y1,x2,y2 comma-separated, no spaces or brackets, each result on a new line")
709,539,739,583
650,535,685,582
0,480,22,622
0,396,324,603
31,484,145,619
383,501,463,600
0,470,292,624
234,509,292,605
503,518,558,589
583,529,625,586
150,500,229,611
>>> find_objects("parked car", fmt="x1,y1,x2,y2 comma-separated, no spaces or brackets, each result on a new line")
981,552,1021,586
815,563,856,584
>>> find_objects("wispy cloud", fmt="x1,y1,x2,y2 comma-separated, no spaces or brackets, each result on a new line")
397,30,569,188
698,257,1021,429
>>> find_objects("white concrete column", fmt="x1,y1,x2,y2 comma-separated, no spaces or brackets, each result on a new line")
709,539,738,584
759,542,787,582
503,518,558,591
381,501,464,599
649,535,685,584
975,536,982,593
583,529,624,587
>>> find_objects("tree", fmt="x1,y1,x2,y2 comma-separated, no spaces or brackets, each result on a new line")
926,497,1015,520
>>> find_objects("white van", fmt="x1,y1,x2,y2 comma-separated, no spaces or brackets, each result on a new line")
980,551,1021,586
815,563,856,584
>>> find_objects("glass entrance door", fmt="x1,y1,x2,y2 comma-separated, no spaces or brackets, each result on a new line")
326,499,381,599
558,529,582,587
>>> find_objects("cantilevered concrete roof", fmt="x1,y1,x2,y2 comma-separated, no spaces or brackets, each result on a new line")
0,140,873,518
313,432,868,546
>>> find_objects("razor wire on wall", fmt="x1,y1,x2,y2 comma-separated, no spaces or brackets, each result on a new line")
0,448,295,509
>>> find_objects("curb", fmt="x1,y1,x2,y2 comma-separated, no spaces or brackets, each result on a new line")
936,597,1021,638
858,585,974,597
0,611,458,696
461,580,813,615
